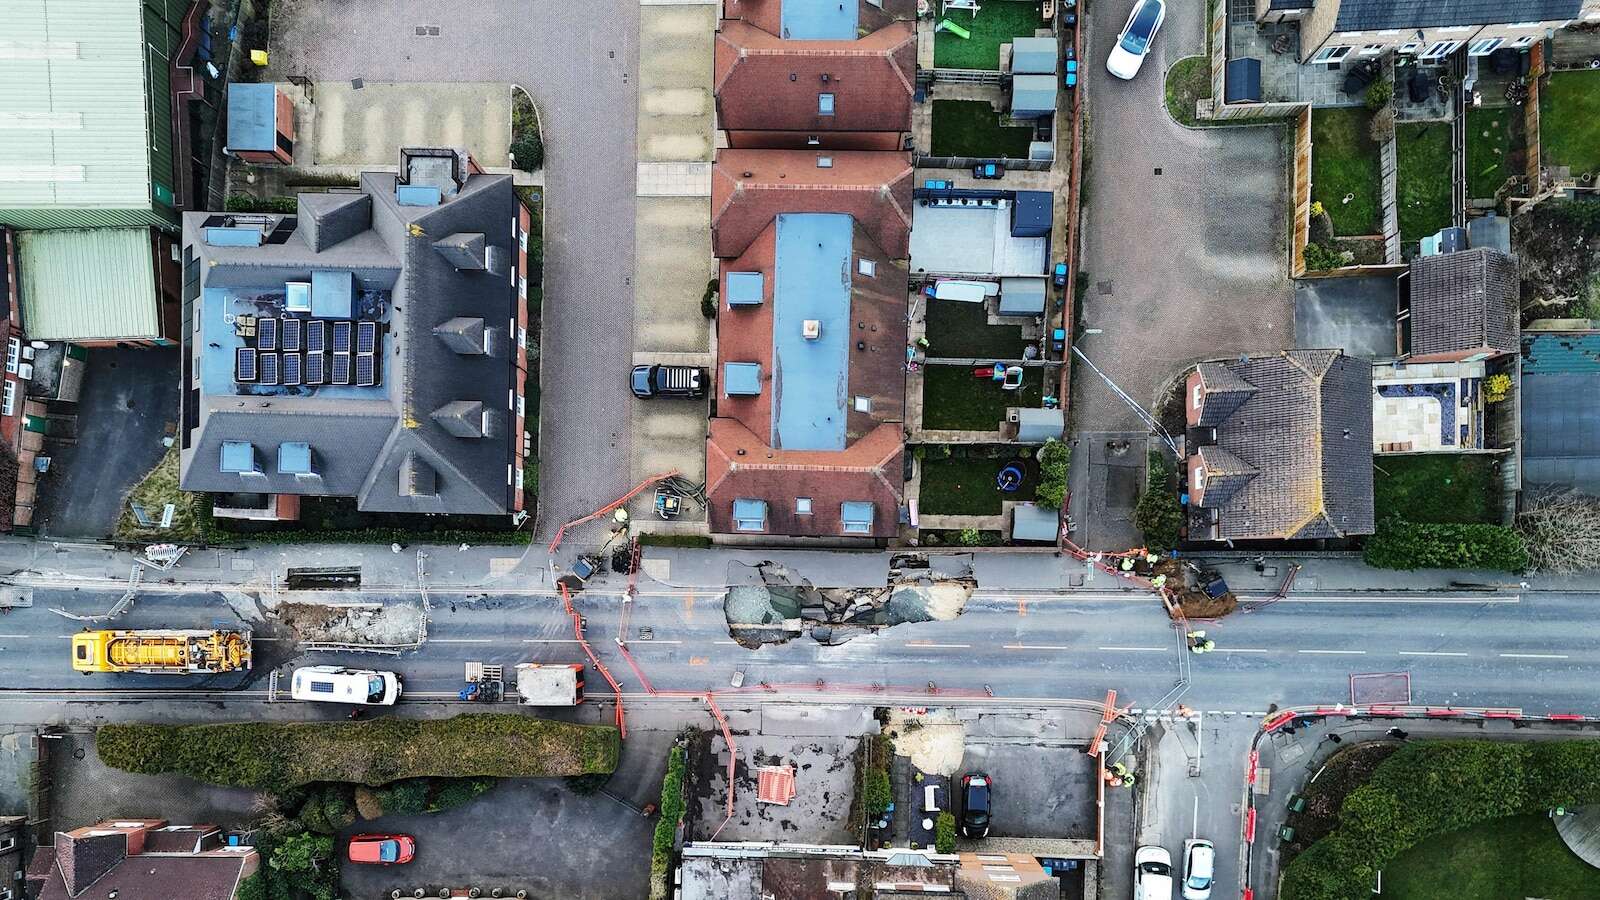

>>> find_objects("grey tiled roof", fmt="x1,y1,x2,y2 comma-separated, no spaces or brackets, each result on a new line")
1195,445,1258,510
1196,350,1374,540
181,168,520,515
1333,0,1581,30
1195,361,1257,427
1409,247,1519,357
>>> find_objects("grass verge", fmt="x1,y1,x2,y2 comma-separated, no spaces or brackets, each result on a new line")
1373,454,1500,525
1311,107,1382,235
1540,69,1600,179
920,364,1046,431
932,1,1041,70
1396,121,1454,243
930,100,1036,159
923,298,1028,358
1382,813,1600,899
1164,56,1210,128
97,715,620,791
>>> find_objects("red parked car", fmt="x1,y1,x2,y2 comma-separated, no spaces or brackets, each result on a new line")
347,834,415,865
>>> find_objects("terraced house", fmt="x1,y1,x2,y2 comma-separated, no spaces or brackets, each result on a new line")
1258,0,1600,65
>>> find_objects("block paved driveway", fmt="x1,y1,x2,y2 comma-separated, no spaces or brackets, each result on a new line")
269,0,638,538
1072,0,1292,433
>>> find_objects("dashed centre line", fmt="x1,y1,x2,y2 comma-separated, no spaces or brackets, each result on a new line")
1003,644,1074,651
1297,649,1366,655
904,642,973,650
1499,652,1570,660
1097,646,1167,652
1399,650,1469,657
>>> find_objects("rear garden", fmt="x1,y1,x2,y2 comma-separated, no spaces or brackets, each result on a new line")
932,1,1043,70
920,363,1048,431
1395,121,1453,243
1465,105,1519,200
1311,107,1382,236
923,297,1031,358
1540,68,1600,181
917,448,1038,517
930,100,1037,159
1373,454,1501,526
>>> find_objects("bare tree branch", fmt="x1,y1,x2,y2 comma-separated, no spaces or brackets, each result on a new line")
1516,488,1600,574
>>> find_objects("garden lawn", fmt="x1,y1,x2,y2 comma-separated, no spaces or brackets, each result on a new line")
1465,105,1516,200
1540,69,1600,178
1373,454,1499,525
1381,814,1600,900
921,364,1045,431
1396,122,1454,243
1164,56,1210,128
931,100,1036,159
932,1,1042,70
1311,107,1382,235
924,298,1029,358
919,454,1037,517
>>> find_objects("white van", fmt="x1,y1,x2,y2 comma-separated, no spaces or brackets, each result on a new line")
290,665,401,706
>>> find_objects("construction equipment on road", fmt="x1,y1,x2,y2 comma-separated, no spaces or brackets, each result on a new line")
515,663,586,706
458,662,504,702
72,629,252,674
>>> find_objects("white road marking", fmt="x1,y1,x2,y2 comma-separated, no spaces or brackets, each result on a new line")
1002,643,1074,651
0,633,36,638
1238,595,1519,604
427,638,496,644
1097,646,1167,652
1214,648,1270,654
903,642,973,650
521,638,583,643
1498,652,1569,660
1297,649,1366,655
1399,650,1469,657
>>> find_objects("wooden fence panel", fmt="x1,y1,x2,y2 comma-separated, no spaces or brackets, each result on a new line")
1291,105,1312,278
1524,41,1544,189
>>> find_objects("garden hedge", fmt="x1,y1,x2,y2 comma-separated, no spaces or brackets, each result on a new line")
1363,520,1528,571
650,745,687,900
97,715,619,792
1282,740,1600,900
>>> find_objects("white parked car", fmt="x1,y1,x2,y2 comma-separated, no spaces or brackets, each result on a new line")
1134,845,1174,900
1107,0,1166,80
1182,839,1215,900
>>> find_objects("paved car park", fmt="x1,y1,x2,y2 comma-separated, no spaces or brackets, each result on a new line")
269,0,641,537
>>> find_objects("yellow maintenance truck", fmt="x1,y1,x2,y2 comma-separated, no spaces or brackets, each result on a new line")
71,629,253,675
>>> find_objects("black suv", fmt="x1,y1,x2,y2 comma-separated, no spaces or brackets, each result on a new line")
631,364,706,399
960,772,991,839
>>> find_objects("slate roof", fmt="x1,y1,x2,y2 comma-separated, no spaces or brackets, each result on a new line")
1333,0,1581,30
55,829,126,897
180,164,520,514
712,150,915,258
1408,247,1519,358
715,20,916,135
1195,350,1374,540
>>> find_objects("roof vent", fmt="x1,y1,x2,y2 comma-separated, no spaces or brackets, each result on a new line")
742,171,754,178
802,319,821,340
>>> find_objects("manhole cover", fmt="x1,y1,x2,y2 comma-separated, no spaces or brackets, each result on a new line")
1097,280,1113,295
639,626,654,641
350,77,364,90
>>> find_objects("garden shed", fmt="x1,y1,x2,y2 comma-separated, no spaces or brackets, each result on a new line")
1011,503,1060,543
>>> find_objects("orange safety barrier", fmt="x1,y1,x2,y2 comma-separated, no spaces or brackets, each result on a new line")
546,470,680,553
1246,750,1259,785
1262,711,1297,733
705,693,739,840
1547,713,1586,721
558,583,628,738
1244,807,1256,843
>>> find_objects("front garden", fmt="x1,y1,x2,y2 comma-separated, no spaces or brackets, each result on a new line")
1373,454,1501,525
1381,813,1600,899
1311,107,1382,236
1163,55,1210,128
932,1,1042,70
1395,121,1453,243
920,363,1047,431
930,100,1037,159
1540,68,1600,181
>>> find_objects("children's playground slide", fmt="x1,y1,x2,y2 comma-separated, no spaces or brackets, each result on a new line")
935,18,971,38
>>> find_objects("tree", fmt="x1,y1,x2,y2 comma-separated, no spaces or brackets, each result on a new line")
269,832,331,876
1365,77,1394,111
934,811,957,853
1034,439,1071,509
1135,452,1183,550
1517,489,1600,574
862,769,892,818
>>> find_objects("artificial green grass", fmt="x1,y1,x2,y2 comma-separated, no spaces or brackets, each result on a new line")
923,299,1029,359
932,1,1043,70
1465,106,1516,200
1164,56,1210,128
1373,454,1499,525
920,364,1046,431
1540,69,1600,179
918,454,1037,517
1381,814,1600,900
1395,121,1454,243
1311,107,1382,236
930,100,1036,159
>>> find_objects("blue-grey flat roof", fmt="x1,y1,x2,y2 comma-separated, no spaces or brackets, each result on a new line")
227,82,278,152
773,213,852,451
725,362,763,396
728,271,764,307
782,0,859,40
201,285,392,401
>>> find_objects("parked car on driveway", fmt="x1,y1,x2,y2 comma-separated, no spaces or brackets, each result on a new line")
1107,0,1165,80
1182,839,1214,900
348,834,415,865
972,162,1006,180
631,364,706,399
1134,845,1174,899
959,772,991,838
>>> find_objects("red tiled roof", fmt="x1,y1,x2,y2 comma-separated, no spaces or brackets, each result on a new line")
712,150,914,258
717,233,777,442
757,765,797,805
706,418,904,538
715,21,915,135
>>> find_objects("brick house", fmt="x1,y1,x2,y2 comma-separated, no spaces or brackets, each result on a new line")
1398,247,1519,363
1257,0,1600,66
27,819,259,900
1184,350,1375,542
706,150,913,540
716,0,916,151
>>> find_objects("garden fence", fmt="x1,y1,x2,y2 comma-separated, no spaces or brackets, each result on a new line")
1290,105,1312,277
1208,0,1226,103
930,68,1003,85
1380,134,1401,264
1523,41,1545,190
915,154,1052,171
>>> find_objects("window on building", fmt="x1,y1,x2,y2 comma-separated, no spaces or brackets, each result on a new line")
816,156,834,168
1510,20,1545,28
796,497,813,515
1312,45,1351,65
1399,41,1423,54
858,258,876,277
1438,25,1475,33
1191,384,1203,409
854,395,872,413
733,498,767,532
220,441,258,474
1377,29,1401,36
1359,43,1385,55
1194,467,1207,490
1468,37,1503,55
818,93,835,116
841,501,875,535
1421,41,1460,59
0,380,14,417
1513,34,1537,47
4,338,18,375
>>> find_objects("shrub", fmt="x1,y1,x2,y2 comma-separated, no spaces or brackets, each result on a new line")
97,715,620,792
701,278,718,319
1365,77,1394,110
1363,520,1528,571
511,135,543,172
934,811,956,853
650,745,688,900
1368,105,1397,143
1483,373,1511,403
566,773,611,795
375,779,429,815
225,194,298,214
1135,452,1183,550
429,777,495,812
269,832,331,876
863,769,892,818
1034,439,1071,509
1302,242,1346,272
353,785,383,820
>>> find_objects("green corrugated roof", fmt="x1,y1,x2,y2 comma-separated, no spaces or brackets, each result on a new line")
17,228,159,340
0,0,157,213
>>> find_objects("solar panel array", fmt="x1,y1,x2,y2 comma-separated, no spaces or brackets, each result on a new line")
234,318,381,388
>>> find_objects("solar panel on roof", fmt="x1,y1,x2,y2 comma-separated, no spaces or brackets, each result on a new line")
332,321,352,353
235,348,257,382
305,352,325,384
332,352,351,385
357,321,377,354
282,353,302,386
306,320,325,353
356,353,376,387
258,318,279,351
281,318,302,352
259,352,280,385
